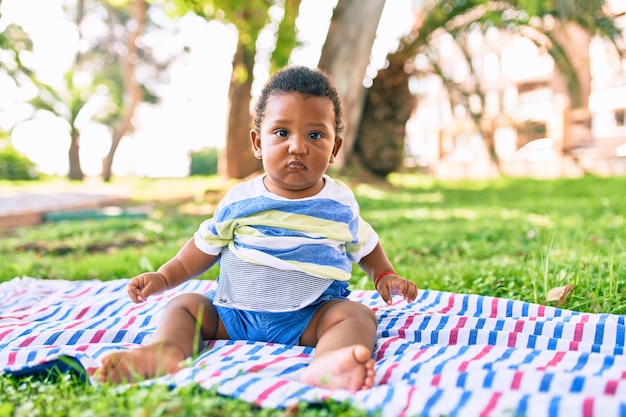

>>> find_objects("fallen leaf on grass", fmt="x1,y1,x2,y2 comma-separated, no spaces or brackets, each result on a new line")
547,284,575,306
279,403,302,417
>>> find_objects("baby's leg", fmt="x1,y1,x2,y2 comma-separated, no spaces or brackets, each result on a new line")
299,300,378,391
98,293,225,384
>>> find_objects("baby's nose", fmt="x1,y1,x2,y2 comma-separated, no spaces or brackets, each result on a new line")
288,135,307,154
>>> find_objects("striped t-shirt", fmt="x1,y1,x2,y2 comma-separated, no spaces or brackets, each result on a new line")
194,174,378,311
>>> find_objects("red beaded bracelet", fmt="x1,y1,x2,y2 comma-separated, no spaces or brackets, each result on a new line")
374,271,396,288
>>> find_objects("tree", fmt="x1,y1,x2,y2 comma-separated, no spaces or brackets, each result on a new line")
0,23,32,145
7,0,104,180
534,0,624,156
171,0,302,179
353,1,471,176
100,0,147,182
23,68,93,181
356,0,624,176
0,28,38,180
3,0,164,181
356,51,418,176
317,0,386,169
0,23,32,85
77,0,168,182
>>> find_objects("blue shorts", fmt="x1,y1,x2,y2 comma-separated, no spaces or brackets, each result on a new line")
208,280,350,346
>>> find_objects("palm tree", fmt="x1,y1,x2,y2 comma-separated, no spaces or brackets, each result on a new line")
356,0,479,176
534,0,624,156
356,0,624,176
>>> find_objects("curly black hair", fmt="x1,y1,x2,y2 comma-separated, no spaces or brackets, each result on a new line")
253,66,344,134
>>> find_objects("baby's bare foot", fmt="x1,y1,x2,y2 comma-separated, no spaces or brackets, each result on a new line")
98,342,187,384
299,345,375,391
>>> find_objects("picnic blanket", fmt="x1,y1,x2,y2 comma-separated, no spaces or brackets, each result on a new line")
1,277,625,417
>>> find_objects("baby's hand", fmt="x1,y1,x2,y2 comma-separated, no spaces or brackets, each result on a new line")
127,272,169,303
375,273,418,305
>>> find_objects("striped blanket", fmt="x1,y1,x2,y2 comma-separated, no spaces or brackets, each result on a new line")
1,277,625,417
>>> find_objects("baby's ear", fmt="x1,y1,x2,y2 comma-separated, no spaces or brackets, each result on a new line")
330,135,343,163
250,129,263,159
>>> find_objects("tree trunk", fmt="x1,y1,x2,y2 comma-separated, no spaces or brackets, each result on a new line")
218,41,261,179
549,22,592,155
102,0,146,182
66,0,85,181
68,129,84,181
318,0,385,169
356,51,416,176
479,117,501,170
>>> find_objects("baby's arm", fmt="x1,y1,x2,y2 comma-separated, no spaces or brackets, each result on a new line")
127,238,219,303
358,242,418,305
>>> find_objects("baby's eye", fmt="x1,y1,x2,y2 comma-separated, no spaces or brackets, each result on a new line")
308,132,322,140
275,129,289,138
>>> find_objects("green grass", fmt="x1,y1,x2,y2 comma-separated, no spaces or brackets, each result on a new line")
0,173,625,416
0,372,368,417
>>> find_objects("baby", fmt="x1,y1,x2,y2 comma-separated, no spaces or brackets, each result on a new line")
98,65,418,391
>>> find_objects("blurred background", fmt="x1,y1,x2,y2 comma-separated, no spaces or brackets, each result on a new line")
1,0,625,182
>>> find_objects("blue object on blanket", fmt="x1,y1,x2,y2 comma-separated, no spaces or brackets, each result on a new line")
1,277,625,417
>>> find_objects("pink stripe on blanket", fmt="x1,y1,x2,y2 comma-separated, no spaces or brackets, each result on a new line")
255,380,290,405
449,316,468,344
480,392,502,417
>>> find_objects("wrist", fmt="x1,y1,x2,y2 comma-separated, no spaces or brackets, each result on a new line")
374,270,396,289
156,270,172,290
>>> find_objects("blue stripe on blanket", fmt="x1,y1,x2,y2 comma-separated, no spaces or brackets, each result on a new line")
1,277,625,417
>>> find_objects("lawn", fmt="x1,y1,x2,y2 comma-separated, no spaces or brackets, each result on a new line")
0,173,624,416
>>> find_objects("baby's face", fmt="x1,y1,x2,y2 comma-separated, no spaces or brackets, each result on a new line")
251,92,342,199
